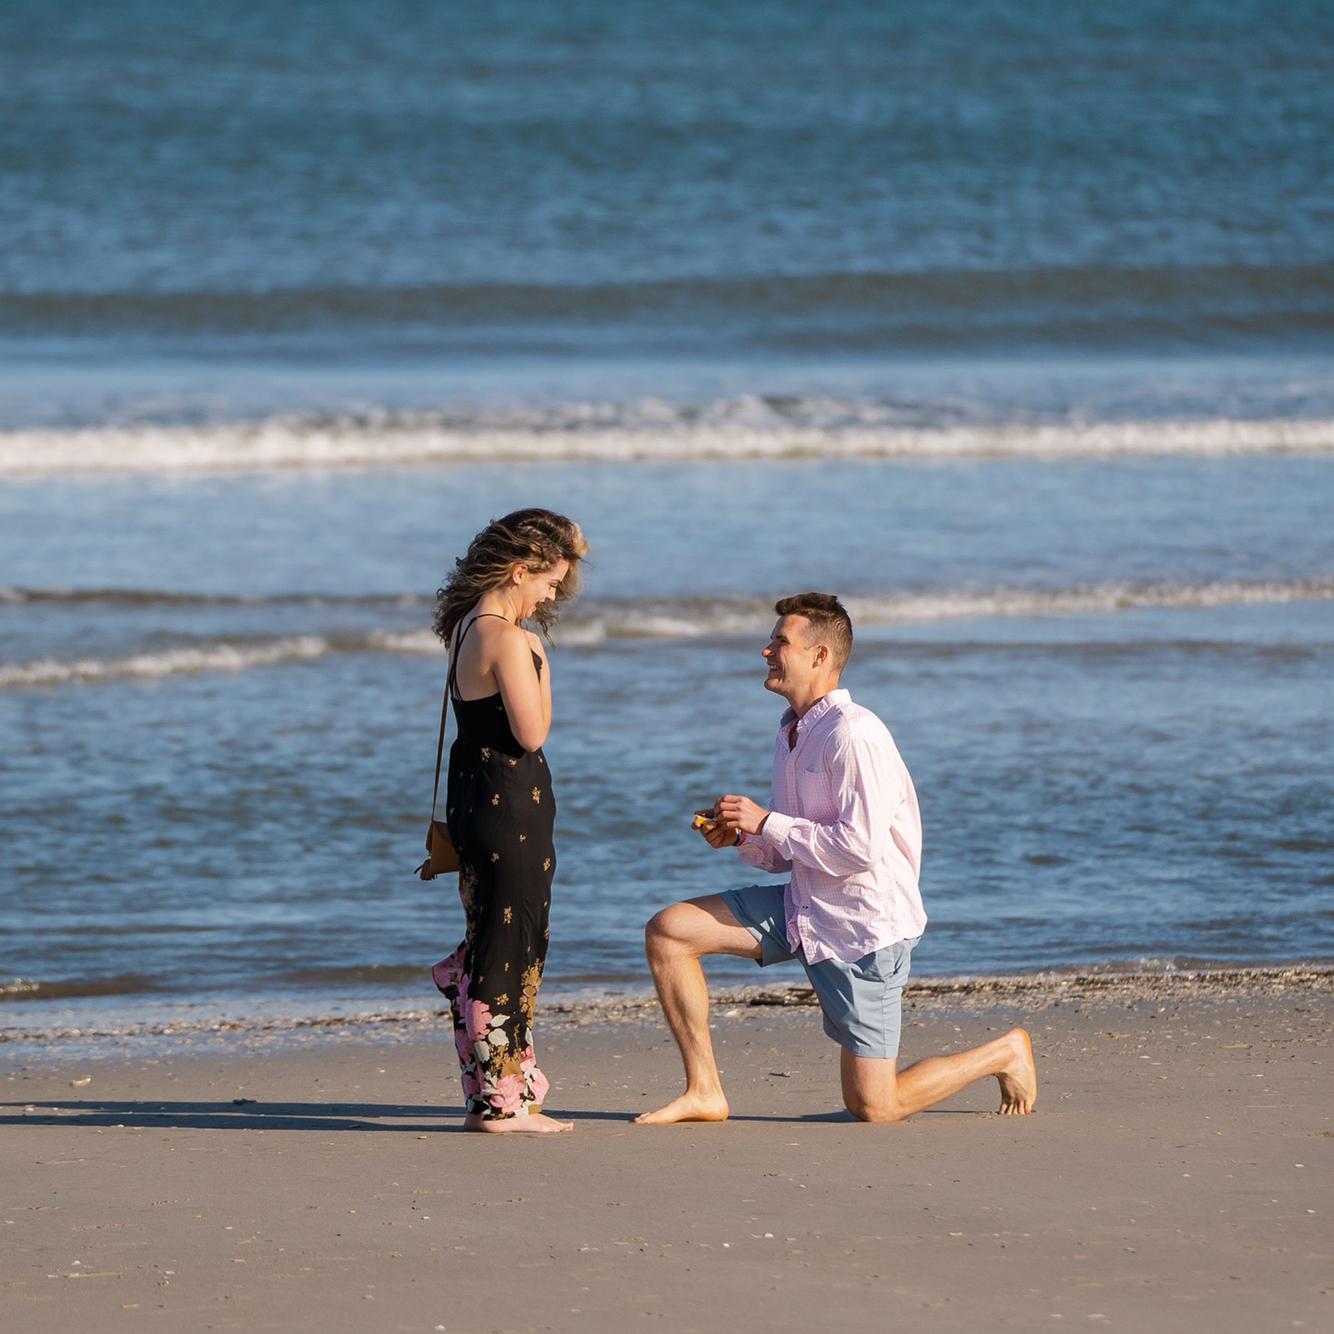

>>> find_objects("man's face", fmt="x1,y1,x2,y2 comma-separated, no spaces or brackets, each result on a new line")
761,614,819,697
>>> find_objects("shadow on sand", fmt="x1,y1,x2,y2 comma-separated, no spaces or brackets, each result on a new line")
1,1098,983,1131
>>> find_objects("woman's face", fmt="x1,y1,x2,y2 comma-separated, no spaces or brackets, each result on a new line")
514,559,570,620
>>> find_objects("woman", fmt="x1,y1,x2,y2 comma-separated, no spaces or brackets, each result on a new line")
430,508,588,1134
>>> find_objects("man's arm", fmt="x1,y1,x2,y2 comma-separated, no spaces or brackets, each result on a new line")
737,826,792,875
725,733,901,877
695,801,792,873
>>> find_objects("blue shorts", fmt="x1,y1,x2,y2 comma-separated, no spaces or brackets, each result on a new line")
720,883,919,1060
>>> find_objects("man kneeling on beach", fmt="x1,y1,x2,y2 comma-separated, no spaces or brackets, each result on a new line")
636,593,1037,1125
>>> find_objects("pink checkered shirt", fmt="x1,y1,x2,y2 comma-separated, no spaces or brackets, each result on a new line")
738,688,926,966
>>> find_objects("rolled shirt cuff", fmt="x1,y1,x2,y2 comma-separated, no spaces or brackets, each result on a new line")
759,810,795,850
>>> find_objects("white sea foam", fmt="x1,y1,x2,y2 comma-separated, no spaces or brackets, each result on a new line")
364,628,442,654
2,406,1332,474
847,579,1334,623
0,637,330,688
13,580,1331,628
4,581,1331,688
564,581,1334,640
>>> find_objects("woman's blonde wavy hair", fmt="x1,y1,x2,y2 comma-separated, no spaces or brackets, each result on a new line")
433,508,589,644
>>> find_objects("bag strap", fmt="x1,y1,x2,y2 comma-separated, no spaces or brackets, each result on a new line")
430,613,510,821
427,685,450,827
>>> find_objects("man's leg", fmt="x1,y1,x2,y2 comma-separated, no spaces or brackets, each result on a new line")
635,895,763,1125
840,1028,1037,1122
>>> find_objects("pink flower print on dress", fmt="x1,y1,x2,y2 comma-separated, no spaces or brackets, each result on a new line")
431,946,465,997
493,1074,524,1116
520,1047,550,1104
464,997,494,1039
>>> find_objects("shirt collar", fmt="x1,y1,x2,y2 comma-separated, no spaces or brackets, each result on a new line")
779,688,850,736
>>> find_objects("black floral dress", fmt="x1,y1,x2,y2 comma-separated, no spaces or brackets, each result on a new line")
431,615,556,1119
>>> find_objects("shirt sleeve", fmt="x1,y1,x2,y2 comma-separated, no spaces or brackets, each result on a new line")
758,732,901,876
737,832,793,875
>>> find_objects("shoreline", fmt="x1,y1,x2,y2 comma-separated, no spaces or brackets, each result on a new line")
5,962,1330,1058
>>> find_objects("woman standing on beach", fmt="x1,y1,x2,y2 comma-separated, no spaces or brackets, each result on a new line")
430,509,588,1134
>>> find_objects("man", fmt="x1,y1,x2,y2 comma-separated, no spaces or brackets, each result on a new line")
636,592,1036,1125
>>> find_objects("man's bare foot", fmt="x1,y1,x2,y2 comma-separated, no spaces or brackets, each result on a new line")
634,1089,729,1125
462,1111,573,1134
996,1027,1037,1115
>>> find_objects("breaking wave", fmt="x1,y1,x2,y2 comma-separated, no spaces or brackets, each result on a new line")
0,637,331,688
2,401,1332,474
0,586,423,608
3,579,1331,687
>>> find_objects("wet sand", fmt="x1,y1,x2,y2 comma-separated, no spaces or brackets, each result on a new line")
3,969,1331,1332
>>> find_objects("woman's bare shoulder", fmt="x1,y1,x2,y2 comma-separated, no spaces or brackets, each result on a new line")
481,617,533,660
452,611,517,659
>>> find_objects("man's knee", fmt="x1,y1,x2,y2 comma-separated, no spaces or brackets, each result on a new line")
844,1092,905,1123
644,903,694,960
841,1053,906,1123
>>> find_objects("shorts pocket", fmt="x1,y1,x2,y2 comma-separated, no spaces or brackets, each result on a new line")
847,949,885,983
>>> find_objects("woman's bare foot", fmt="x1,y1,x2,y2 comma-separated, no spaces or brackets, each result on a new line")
996,1028,1038,1115
634,1088,729,1125
462,1111,573,1134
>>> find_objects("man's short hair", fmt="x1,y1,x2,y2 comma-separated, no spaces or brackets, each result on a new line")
774,592,853,671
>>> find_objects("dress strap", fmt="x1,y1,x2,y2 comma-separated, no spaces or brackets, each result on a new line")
446,613,511,702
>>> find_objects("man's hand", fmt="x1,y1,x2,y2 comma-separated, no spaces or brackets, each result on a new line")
693,807,739,849
716,794,770,837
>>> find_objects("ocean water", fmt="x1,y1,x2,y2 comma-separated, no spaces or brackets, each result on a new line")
2,0,1332,1030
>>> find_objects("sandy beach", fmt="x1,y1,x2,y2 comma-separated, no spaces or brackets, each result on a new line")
3,968,1329,1333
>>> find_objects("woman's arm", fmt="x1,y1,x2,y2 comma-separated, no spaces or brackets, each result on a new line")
493,624,550,751
526,628,553,733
